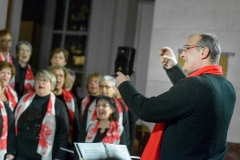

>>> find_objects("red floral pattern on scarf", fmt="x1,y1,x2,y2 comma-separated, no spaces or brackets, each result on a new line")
86,121,121,144
39,124,52,149
62,89,75,143
23,65,35,94
0,101,8,156
14,92,56,159
5,85,18,111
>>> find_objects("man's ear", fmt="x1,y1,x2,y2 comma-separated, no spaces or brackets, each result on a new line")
201,47,210,60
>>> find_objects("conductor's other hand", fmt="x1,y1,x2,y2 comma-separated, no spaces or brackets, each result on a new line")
159,47,177,69
115,72,131,88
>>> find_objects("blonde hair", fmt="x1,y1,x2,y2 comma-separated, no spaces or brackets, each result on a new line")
47,65,72,89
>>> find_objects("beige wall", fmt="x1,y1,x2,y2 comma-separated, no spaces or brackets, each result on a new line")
146,0,240,142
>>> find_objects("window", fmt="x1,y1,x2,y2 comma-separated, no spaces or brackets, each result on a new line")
52,0,91,86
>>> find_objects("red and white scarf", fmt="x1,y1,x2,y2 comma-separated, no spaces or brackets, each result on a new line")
141,65,223,160
0,101,8,159
5,85,18,111
86,121,123,144
81,95,97,131
62,89,75,143
23,65,35,95
14,92,56,160
0,52,15,89
117,97,128,112
81,96,124,131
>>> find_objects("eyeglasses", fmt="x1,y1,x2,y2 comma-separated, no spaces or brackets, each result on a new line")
89,80,99,84
36,79,49,84
99,85,112,90
0,39,13,43
55,74,64,78
182,45,204,51
96,104,111,108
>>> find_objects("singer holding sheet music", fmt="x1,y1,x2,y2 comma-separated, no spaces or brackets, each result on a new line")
84,96,126,144
115,32,236,159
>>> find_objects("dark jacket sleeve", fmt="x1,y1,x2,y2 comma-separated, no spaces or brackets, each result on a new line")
72,99,81,144
119,102,130,150
164,65,186,85
118,72,211,123
120,128,127,145
5,103,16,155
53,99,69,160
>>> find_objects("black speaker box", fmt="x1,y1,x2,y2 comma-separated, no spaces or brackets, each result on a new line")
115,47,135,75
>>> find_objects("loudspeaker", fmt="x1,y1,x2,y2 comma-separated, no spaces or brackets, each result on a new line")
115,47,135,75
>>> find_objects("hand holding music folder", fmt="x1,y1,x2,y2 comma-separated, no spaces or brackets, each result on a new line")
74,142,134,160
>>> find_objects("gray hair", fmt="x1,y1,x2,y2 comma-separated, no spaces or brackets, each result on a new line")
16,41,33,52
67,68,76,81
99,75,115,88
35,70,56,91
189,32,221,64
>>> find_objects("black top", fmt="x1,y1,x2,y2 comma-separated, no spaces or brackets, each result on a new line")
15,63,37,99
15,94,69,160
121,101,138,151
93,128,126,145
0,102,16,155
118,65,236,160
93,128,108,142
56,93,81,145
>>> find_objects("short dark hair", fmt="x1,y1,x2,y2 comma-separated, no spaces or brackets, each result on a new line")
50,48,69,62
0,29,12,39
95,96,119,121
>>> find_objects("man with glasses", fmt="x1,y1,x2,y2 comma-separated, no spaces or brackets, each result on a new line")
115,32,236,159
0,29,19,89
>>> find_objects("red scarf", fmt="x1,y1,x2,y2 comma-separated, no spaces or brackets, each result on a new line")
23,65,35,95
5,85,18,111
14,92,56,160
0,52,15,89
117,97,128,112
0,101,8,158
86,121,122,144
62,89,75,143
141,65,223,160
81,95,97,131
188,65,223,77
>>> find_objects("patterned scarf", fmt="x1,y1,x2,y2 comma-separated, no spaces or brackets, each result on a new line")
5,85,18,111
0,52,15,89
81,95,97,131
62,89,75,143
0,101,8,159
141,65,223,160
14,92,56,160
86,121,122,144
23,65,35,95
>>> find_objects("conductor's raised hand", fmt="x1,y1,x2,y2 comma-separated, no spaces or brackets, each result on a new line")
159,47,177,69
115,72,131,88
